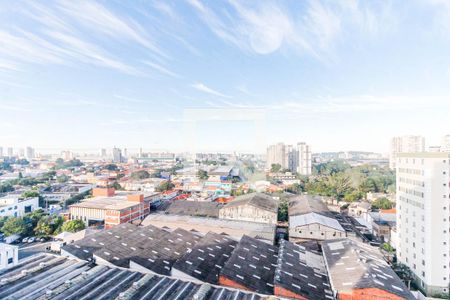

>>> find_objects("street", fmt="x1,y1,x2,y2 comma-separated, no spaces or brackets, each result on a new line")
18,241,51,260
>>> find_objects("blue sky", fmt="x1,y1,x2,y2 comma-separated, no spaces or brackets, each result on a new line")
1,0,450,153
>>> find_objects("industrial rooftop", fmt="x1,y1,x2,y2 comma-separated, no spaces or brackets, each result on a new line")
0,253,269,300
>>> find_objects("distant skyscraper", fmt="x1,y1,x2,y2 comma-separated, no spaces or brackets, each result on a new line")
61,150,73,160
139,147,143,158
123,148,128,158
101,148,107,157
0,147,3,157
112,147,122,163
7,147,13,157
396,152,450,295
389,135,425,169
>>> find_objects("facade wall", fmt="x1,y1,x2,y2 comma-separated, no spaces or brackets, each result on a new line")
338,288,406,300
274,285,309,300
219,204,277,224
289,223,346,240
218,275,252,292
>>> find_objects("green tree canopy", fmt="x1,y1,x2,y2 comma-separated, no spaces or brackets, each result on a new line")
21,190,40,199
1,217,28,236
371,197,394,210
61,219,85,233
270,163,282,173
156,181,175,192
197,169,209,180
130,170,150,180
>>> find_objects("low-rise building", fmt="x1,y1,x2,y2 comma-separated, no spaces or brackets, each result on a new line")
41,183,93,204
0,195,40,217
348,201,371,218
289,195,346,241
219,193,278,224
0,243,18,270
68,188,150,228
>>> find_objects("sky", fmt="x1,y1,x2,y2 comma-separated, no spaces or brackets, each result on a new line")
1,0,450,154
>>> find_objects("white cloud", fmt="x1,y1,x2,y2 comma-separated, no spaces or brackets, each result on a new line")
191,82,231,98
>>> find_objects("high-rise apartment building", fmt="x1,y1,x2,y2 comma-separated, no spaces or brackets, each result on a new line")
112,147,122,163
389,135,425,169
396,152,450,295
100,148,107,157
0,147,3,157
266,143,287,170
266,142,312,175
7,147,13,158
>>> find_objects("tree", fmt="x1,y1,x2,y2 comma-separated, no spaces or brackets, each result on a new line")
130,170,150,180
0,182,14,193
1,217,28,236
270,163,282,173
371,197,394,210
111,181,122,190
156,181,175,192
21,190,40,199
61,220,85,233
197,170,209,180
34,216,54,236
278,198,289,222
57,174,69,183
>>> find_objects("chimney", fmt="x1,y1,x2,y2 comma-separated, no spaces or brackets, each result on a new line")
92,187,115,197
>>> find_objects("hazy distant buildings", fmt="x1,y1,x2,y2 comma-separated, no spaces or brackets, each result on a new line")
25,147,34,159
389,135,425,169
396,152,450,295
7,147,13,157
100,148,107,157
266,142,312,175
0,147,3,157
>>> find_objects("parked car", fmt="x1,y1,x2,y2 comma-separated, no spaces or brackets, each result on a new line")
27,237,36,243
22,237,29,243
39,237,48,242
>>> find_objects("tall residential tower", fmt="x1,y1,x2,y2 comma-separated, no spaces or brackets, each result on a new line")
396,152,450,295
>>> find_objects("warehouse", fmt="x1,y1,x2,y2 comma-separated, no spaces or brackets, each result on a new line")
172,232,238,283
289,195,346,241
322,239,415,300
142,213,276,242
129,228,202,275
274,239,333,300
0,253,265,300
219,193,278,224
219,235,279,294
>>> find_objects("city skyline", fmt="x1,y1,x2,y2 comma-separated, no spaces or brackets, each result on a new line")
1,1,450,152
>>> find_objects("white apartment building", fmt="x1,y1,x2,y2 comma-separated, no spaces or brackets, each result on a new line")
0,195,40,217
396,152,450,295
389,135,425,169
266,142,312,175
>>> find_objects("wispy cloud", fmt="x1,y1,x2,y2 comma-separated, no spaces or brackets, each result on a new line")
143,61,180,78
187,0,396,59
191,82,231,98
